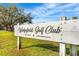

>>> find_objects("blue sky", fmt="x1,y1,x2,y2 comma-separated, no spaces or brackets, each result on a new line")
1,3,79,23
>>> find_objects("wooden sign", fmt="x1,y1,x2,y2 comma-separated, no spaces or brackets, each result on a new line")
14,20,79,45
14,20,79,56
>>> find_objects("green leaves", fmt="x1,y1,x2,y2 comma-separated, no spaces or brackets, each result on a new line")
0,4,32,31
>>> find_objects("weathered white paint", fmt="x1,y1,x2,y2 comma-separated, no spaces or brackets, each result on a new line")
14,20,79,45
14,20,79,56
59,43,66,56
17,36,21,49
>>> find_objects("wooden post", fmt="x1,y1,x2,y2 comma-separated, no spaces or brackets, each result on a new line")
17,36,21,49
70,45,77,56
59,16,67,56
59,43,66,56
16,23,21,49
70,17,77,56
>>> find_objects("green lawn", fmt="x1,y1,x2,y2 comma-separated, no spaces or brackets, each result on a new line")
0,30,78,56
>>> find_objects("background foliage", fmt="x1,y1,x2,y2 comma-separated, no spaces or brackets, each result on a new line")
0,4,32,31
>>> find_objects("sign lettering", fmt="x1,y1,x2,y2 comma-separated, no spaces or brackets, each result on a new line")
14,20,79,45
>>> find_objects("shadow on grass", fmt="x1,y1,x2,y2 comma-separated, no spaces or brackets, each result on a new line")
66,48,70,55
77,50,79,56
66,48,79,56
22,44,59,52
22,44,72,55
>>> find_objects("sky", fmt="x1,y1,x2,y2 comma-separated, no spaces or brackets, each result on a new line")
1,3,79,23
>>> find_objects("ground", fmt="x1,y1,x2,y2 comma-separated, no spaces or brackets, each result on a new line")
0,30,78,56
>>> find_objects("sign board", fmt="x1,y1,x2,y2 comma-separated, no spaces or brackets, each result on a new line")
14,20,79,45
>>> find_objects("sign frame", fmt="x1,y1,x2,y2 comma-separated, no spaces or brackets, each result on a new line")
14,20,79,56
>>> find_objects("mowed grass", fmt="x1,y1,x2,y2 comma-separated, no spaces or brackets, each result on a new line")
0,30,79,56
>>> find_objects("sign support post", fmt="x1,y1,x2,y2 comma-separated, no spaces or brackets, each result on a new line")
17,36,21,49
59,17,66,56
17,23,21,49
59,43,66,56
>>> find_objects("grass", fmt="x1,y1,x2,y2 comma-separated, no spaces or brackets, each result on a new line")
0,30,78,56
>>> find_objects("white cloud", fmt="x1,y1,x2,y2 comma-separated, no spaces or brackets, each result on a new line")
30,3,78,17
31,3,57,17
24,3,79,23
32,18,53,23
44,4,77,16
24,3,57,17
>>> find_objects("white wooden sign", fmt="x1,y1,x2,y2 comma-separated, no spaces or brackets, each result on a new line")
14,20,79,45
14,20,79,56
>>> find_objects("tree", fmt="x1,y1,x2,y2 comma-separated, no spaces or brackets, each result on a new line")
0,4,32,31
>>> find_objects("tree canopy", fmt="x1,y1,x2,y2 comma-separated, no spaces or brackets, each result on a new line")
0,4,32,31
